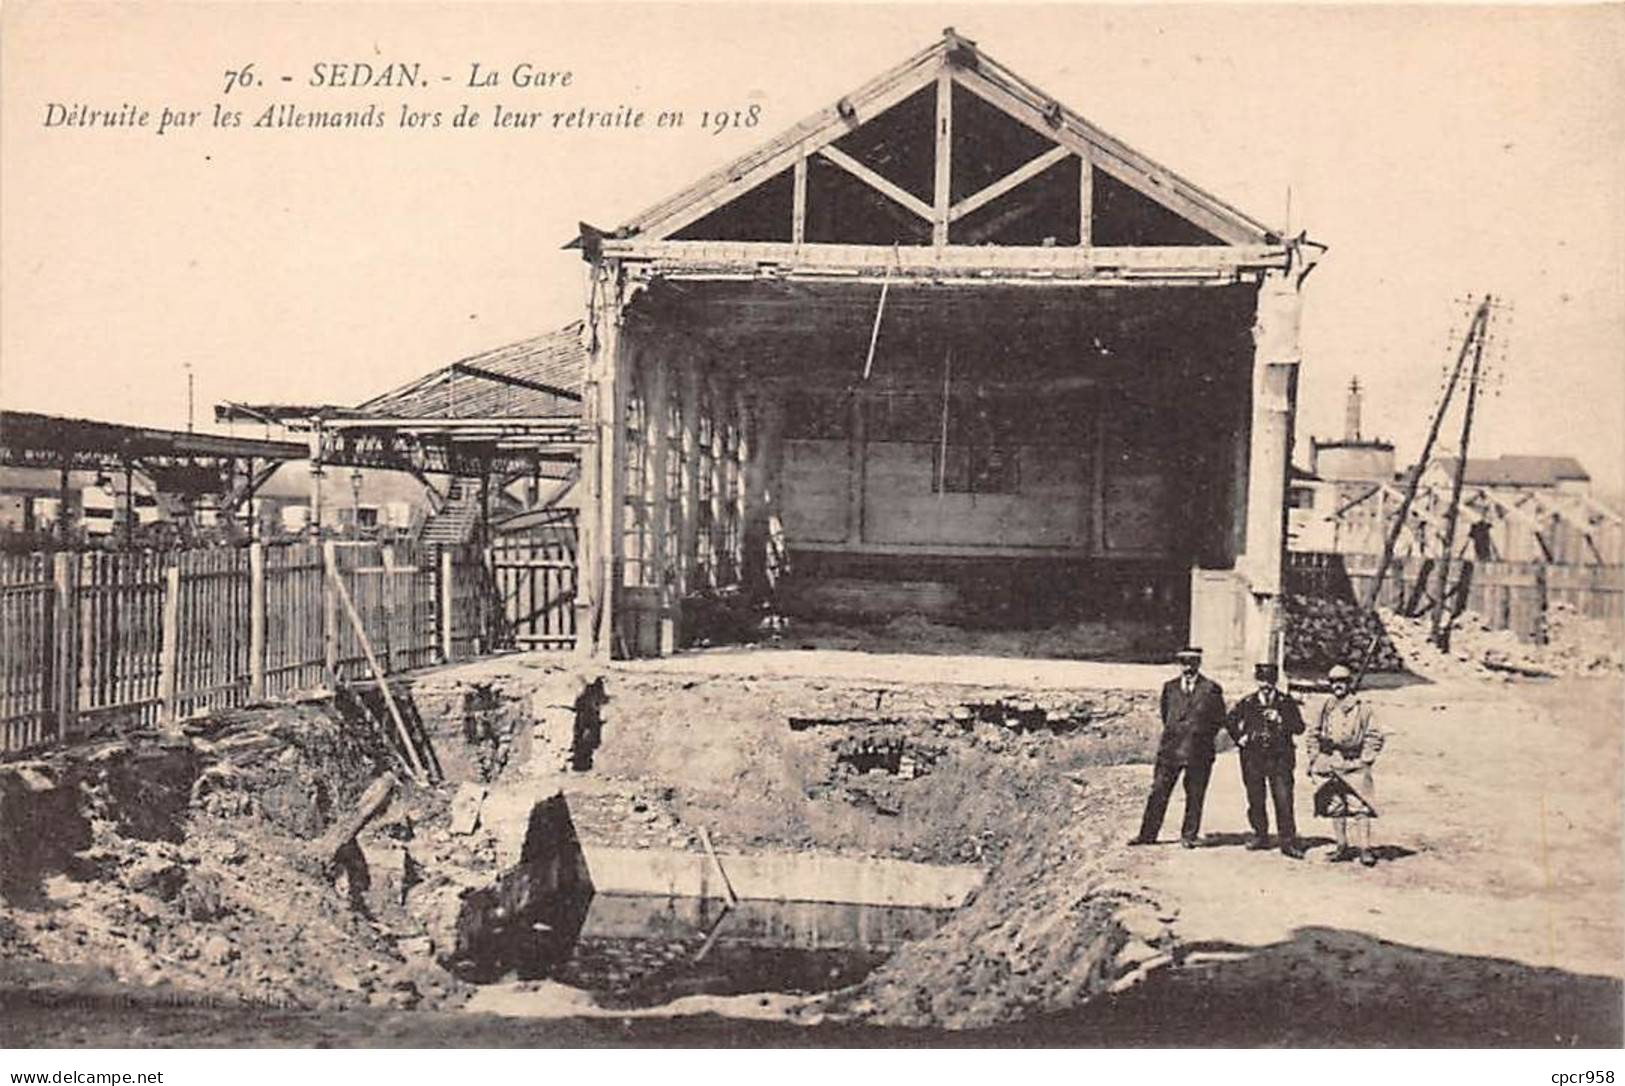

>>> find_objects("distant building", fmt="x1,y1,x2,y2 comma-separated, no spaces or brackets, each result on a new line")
1309,378,1396,485
1418,455,1591,497
1407,455,1612,564
249,462,431,541
1290,378,1395,554
0,467,162,543
1288,378,1619,565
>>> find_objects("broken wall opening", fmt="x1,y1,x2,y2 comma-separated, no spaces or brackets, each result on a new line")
615,279,1257,661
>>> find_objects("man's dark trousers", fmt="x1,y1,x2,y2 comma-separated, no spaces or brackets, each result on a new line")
1240,748,1296,842
1137,757,1213,843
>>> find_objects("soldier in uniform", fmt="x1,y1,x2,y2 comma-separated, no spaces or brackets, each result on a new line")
1226,662,1307,858
1307,663,1386,866
1129,646,1228,849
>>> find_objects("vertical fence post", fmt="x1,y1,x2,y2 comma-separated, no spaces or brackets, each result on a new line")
249,542,266,700
322,541,339,688
438,545,455,663
157,561,181,730
381,545,399,675
1534,561,1550,645
52,552,79,741
481,541,498,654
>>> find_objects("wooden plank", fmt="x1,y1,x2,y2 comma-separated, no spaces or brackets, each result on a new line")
322,541,340,684
109,554,124,713
382,546,399,674
328,563,429,783
156,561,179,730
815,145,935,223
438,545,455,662
791,154,808,246
1079,152,1093,245
933,69,952,246
249,543,266,701
310,772,397,870
949,144,1070,223
604,237,1288,274
53,553,77,741
78,553,94,717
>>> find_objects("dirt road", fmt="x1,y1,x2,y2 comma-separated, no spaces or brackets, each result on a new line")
1063,675,1624,1046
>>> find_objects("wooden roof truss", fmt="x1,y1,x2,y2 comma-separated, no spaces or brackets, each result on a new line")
591,30,1302,285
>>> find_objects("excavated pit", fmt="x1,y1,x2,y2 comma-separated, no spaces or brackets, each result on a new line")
3,652,1169,1033
441,775,980,1009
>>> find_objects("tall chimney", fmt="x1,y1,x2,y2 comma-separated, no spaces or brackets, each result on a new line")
1345,376,1363,441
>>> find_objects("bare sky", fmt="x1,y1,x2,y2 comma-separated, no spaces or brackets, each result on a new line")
3,2,1622,491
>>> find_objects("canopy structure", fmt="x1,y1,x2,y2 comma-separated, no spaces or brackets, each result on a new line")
216,323,590,478
568,29,1324,667
1,410,305,472
0,409,309,523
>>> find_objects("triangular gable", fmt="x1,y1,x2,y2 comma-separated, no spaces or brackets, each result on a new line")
607,30,1272,250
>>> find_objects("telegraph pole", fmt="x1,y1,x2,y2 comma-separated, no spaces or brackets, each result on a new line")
1361,296,1491,611
1430,297,1493,649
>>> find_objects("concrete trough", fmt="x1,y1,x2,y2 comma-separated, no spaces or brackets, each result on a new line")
580,844,983,910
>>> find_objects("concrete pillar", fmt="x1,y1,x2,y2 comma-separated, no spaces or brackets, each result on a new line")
576,262,627,663
1240,269,1303,666
680,357,702,597
647,352,672,653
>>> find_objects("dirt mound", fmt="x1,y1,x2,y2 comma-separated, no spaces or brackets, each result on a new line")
825,768,1168,1029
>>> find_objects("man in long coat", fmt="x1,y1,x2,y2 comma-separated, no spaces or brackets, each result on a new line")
1130,646,1228,848
1226,662,1307,858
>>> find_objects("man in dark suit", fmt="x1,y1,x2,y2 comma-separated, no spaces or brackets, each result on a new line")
1226,662,1307,858
1129,646,1228,848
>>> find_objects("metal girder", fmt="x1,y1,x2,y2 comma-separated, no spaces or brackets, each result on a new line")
318,430,576,477
448,362,583,403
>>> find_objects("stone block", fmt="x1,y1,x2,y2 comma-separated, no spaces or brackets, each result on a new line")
124,856,187,901
448,784,486,836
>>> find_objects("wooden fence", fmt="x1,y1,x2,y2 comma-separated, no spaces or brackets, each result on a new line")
1,528,578,756
489,511,578,651
1291,550,1625,642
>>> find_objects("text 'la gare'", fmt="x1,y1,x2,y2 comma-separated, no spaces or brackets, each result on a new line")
307,62,573,89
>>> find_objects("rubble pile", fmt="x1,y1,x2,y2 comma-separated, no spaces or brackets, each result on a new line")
0,704,498,1014
1284,594,1404,673
1379,603,1623,681
1542,603,1625,674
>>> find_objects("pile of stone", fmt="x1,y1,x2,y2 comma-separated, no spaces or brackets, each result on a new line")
1284,594,1404,673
